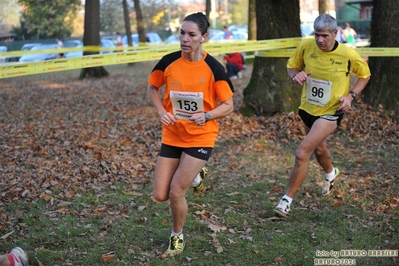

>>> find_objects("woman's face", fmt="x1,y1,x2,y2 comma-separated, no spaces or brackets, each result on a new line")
180,21,203,54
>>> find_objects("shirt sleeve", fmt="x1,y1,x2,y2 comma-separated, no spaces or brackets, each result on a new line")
350,50,371,79
287,42,305,70
148,59,166,89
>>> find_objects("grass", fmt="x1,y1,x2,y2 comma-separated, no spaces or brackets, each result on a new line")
3,166,398,265
1,63,398,265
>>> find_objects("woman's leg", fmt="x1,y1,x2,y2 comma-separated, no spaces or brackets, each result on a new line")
153,156,180,202
169,153,206,233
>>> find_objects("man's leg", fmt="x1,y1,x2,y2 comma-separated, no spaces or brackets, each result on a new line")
314,138,333,174
0,254,10,266
286,118,337,197
314,127,341,196
275,119,337,217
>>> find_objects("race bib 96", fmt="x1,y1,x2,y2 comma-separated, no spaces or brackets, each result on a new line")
306,78,332,106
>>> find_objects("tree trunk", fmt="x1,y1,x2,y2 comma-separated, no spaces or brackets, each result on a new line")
79,0,109,79
123,0,132,46
241,0,301,116
364,0,399,115
133,0,146,44
123,0,134,67
248,0,256,41
205,0,211,20
319,0,328,14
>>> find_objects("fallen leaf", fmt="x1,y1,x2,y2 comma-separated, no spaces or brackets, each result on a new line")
65,190,75,198
330,201,343,207
208,223,227,233
216,246,223,253
1,230,15,240
100,254,115,262
42,195,52,202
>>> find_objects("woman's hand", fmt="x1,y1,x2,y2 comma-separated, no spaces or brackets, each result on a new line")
161,112,176,126
189,113,206,126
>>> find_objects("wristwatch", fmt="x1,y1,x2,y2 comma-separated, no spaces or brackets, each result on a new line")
349,91,357,99
205,112,211,122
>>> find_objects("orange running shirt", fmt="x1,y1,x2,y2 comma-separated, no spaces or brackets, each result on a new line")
148,51,234,148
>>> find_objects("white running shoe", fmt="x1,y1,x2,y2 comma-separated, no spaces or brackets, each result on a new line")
9,247,28,266
274,198,291,217
192,167,207,196
322,167,340,197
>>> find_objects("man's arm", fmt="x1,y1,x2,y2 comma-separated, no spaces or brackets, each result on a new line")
337,76,370,112
287,68,312,85
287,68,298,80
349,76,370,96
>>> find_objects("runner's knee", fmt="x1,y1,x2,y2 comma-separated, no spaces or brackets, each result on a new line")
294,148,310,163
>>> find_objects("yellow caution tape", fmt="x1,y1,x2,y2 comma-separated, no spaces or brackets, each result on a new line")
355,48,399,57
257,47,399,58
0,37,398,79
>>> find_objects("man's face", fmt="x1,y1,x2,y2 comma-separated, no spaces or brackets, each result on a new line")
314,28,337,52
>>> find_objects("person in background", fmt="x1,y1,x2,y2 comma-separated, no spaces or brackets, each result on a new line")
274,14,370,218
115,32,123,46
148,12,234,257
335,26,346,43
223,25,232,39
0,247,28,266
224,52,244,79
343,23,357,48
55,36,64,58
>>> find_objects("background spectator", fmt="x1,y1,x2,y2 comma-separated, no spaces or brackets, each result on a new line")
344,23,357,47
223,25,232,39
224,53,244,79
55,36,64,58
336,26,346,43
115,32,123,46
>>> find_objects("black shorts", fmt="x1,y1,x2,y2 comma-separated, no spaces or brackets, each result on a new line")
298,109,344,128
159,144,213,161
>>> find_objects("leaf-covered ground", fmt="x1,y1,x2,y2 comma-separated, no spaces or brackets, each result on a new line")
1,62,398,236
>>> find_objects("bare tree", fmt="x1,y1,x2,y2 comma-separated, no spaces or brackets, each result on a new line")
123,0,132,47
205,0,211,20
79,0,109,79
241,0,301,116
364,0,399,115
248,0,256,40
319,0,328,14
133,0,146,44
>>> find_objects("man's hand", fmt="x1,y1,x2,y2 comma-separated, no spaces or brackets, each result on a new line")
337,94,353,112
292,71,312,85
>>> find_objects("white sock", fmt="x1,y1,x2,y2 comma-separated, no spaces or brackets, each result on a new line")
191,173,201,187
325,168,336,181
282,195,293,204
171,230,183,239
